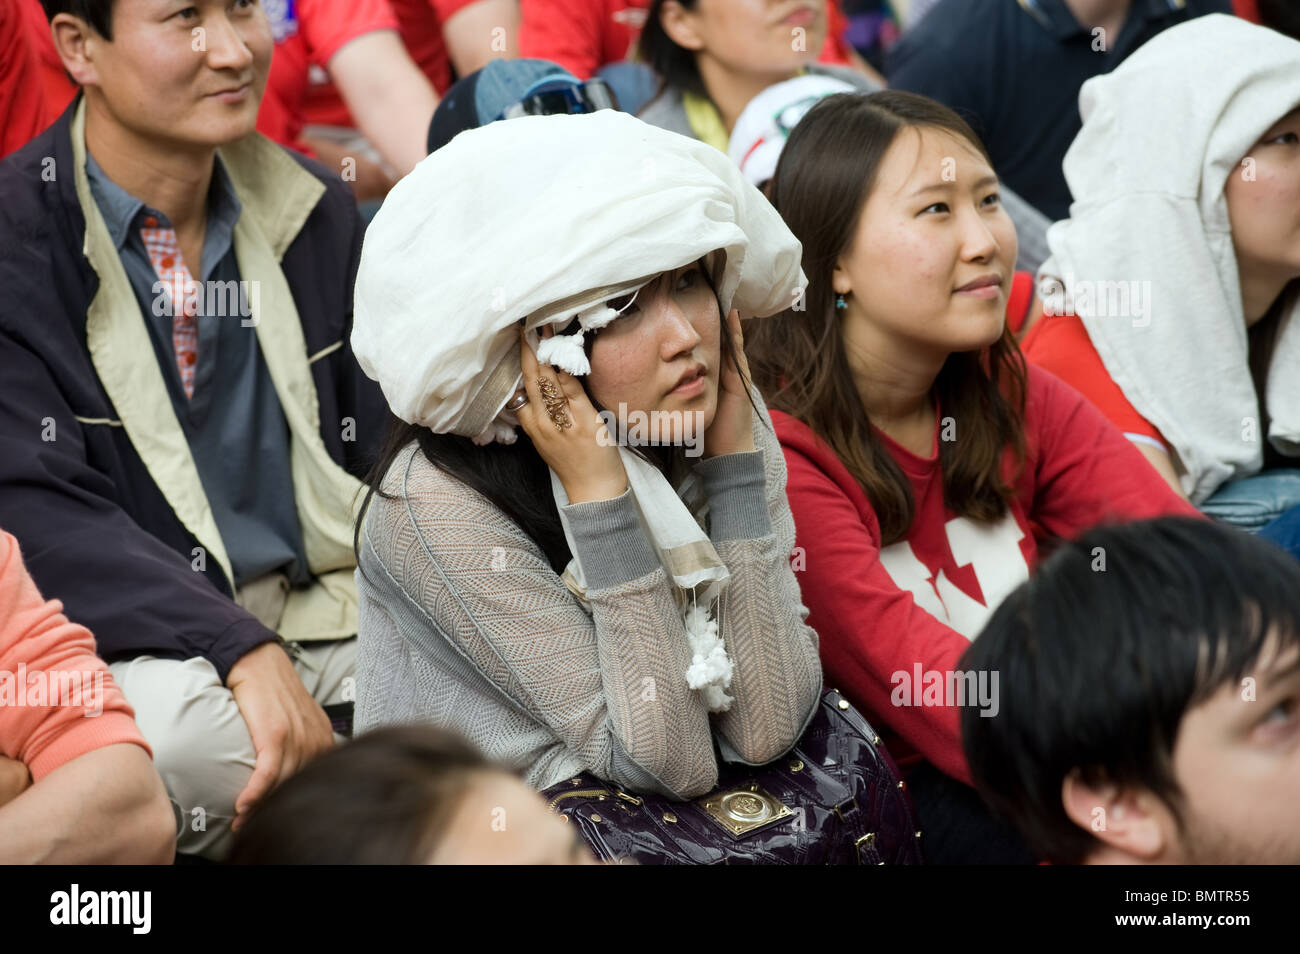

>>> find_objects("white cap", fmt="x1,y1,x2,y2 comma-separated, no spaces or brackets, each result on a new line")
727,75,856,186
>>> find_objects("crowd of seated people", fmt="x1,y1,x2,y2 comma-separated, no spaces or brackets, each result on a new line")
0,0,1297,866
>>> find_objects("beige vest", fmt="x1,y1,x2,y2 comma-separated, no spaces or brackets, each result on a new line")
71,100,364,641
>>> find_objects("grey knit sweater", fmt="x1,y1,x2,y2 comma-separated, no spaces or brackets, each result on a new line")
354,398,823,799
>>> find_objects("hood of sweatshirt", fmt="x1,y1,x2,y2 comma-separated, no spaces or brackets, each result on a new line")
1037,14,1300,503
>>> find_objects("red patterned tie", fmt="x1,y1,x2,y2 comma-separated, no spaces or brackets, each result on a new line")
140,216,199,399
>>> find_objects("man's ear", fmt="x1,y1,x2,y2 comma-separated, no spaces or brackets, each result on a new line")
659,1,706,53
49,13,103,88
1062,772,1172,863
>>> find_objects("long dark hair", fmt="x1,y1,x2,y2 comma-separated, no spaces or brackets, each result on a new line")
355,262,753,573
1248,282,1297,470
746,91,1027,545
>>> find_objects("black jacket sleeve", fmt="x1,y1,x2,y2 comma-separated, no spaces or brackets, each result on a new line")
0,327,277,682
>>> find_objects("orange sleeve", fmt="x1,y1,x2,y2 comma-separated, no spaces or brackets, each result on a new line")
1020,314,1168,449
0,532,150,781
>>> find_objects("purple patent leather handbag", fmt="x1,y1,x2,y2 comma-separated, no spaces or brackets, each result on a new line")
542,688,925,865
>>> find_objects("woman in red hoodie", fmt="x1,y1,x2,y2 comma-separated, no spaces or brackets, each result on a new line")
745,90,1199,863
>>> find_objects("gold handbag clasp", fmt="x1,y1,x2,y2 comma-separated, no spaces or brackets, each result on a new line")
697,782,794,837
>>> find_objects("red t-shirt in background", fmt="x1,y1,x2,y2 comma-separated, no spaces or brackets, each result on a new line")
2,0,77,158
19,0,76,120
1004,269,1034,331
772,365,1198,785
1,1,47,159
257,0,400,150
1020,312,1169,451
518,0,853,81
303,0,479,129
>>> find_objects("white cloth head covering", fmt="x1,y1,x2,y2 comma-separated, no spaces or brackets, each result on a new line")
1036,14,1300,504
352,109,805,710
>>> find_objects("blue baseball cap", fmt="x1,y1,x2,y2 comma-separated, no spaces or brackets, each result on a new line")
426,59,617,153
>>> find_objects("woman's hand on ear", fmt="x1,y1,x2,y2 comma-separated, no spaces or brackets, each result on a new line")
704,310,757,458
518,326,628,504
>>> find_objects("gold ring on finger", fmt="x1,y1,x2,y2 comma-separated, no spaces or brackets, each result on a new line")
536,377,571,431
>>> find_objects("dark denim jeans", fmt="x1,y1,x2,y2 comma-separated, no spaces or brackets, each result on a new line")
1258,505,1300,561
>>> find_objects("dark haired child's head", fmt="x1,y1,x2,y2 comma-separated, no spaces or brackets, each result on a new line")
227,726,597,865
961,516,1300,864
43,0,271,149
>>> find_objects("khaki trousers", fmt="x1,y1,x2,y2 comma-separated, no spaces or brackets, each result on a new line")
108,572,354,860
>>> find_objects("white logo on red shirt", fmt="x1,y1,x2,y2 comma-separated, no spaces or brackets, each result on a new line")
877,512,1028,639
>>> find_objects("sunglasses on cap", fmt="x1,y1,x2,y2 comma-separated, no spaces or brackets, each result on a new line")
498,78,619,121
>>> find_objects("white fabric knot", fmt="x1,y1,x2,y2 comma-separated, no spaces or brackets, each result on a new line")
683,602,733,712
473,420,519,446
534,330,590,376
575,301,620,331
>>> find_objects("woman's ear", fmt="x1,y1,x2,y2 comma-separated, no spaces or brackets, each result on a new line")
1061,772,1172,863
659,1,707,53
831,260,852,297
